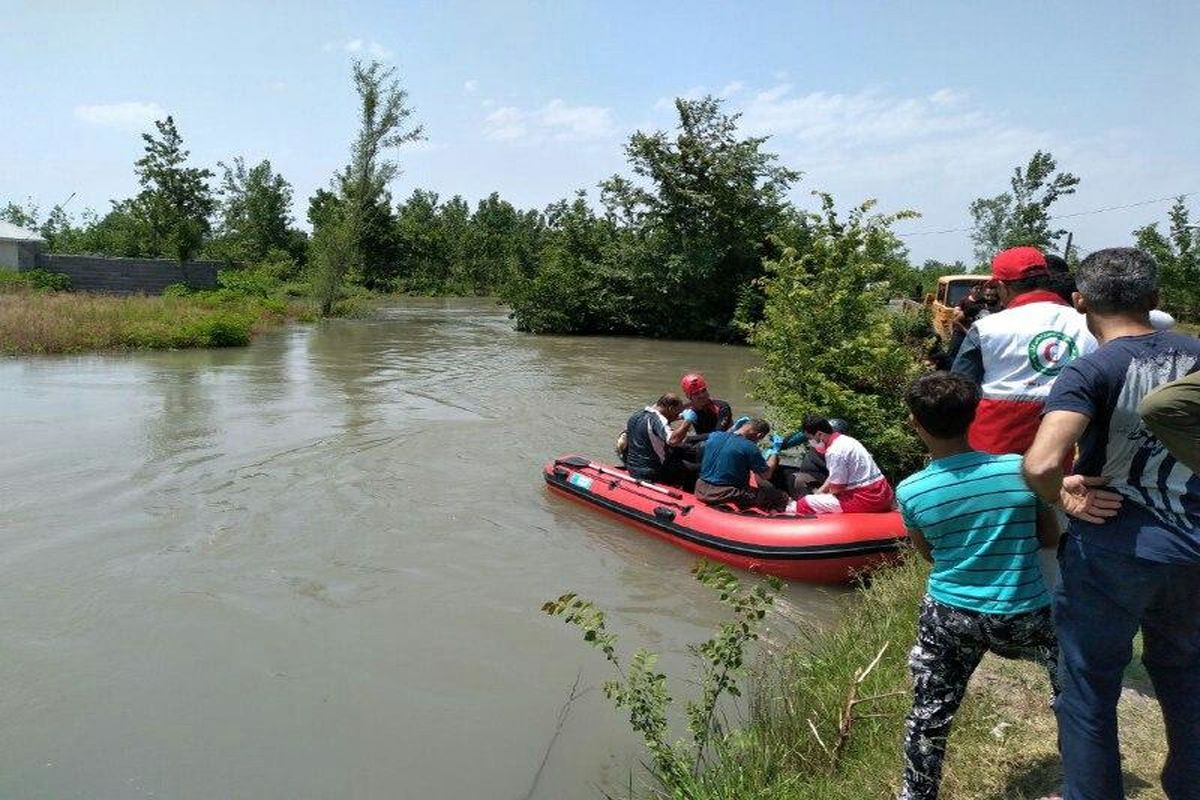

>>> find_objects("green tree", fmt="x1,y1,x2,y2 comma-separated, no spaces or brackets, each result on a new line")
969,150,1080,264
502,192,636,334
1135,198,1199,321
468,193,545,292
393,188,447,291
313,60,423,313
210,157,300,264
0,198,40,230
130,116,215,262
81,202,152,258
598,96,801,340
750,194,924,480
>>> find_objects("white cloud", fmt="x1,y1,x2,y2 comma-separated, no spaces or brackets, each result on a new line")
323,38,393,60
693,82,1166,263
483,99,615,143
538,99,615,140
736,85,1001,160
463,79,479,93
718,81,745,98
74,101,167,132
928,88,968,107
483,106,527,141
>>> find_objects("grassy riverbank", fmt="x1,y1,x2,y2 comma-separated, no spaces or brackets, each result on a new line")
0,267,326,355
679,555,1166,800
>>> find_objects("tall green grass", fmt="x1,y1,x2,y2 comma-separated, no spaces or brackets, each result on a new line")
0,283,312,355
658,552,1170,800
648,555,1057,800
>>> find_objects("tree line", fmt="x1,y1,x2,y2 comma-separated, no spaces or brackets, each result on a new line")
4,60,1196,327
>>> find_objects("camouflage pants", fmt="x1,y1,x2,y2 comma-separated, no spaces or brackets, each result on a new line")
900,595,1060,800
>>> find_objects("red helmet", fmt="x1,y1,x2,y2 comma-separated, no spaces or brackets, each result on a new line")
680,373,708,395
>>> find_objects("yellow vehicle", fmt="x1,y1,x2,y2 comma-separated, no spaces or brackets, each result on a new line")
928,274,990,341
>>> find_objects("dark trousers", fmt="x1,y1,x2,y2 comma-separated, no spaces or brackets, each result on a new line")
632,453,697,492
901,596,1059,800
1054,535,1200,800
694,478,790,512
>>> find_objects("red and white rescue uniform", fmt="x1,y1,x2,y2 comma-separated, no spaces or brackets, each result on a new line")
954,289,1097,455
794,433,894,515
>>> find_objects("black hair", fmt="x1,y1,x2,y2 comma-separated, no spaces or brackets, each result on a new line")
656,393,683,412
905,372,980,439
745,419,770,436
801,415,833,435
1002,272,1051,295
1076,248,1159,314
1044,253,1070,274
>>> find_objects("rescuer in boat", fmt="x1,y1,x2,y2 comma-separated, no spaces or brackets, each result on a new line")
693,418,791,511
790,415,895,514
616,372,734,467
679,372,734,436
623,393,698,489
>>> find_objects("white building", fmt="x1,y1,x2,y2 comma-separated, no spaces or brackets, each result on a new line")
0,220,45,270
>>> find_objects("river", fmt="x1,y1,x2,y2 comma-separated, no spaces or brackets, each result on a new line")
0,298,846,799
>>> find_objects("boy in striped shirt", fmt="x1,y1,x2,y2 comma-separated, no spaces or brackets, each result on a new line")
896,372,1061,800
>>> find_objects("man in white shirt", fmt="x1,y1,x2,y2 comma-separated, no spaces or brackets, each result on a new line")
791,416,894,514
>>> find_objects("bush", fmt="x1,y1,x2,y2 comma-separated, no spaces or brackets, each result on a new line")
0,268,71,292
185,312,254,347
216,267,277,298
749,195,925,480
0,268,26,291
27,270,72,292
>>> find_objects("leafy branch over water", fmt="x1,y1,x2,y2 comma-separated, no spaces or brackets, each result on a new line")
542,561,781,794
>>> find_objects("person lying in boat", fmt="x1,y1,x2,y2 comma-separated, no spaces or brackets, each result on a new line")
694,419,791,512
791,415,895,514
623,393,697,489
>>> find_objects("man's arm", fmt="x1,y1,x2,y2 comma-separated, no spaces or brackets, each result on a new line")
815,481,847,496
908,527,933,563
1022,410,1090,504
1035,501,1062,549
755,453,778,482
1139,372,1200,474
949,327,985,385
667,411,695,446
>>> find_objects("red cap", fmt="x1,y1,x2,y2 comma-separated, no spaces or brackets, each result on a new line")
680,373,707,395
992,247,1048,281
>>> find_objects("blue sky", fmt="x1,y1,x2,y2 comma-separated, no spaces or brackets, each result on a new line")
2,0,1197,263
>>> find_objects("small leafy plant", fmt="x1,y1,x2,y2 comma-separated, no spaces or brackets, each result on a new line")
542,561,781,795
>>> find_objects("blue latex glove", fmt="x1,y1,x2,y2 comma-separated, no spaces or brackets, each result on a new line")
730,415,751,431
762,433,783,458
681,408,699,425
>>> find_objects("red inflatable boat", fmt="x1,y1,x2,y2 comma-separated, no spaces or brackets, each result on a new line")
543,455,908,584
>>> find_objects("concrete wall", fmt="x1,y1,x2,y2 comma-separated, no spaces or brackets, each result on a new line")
30,253,219,294
0,240,43,270
0,241,18,270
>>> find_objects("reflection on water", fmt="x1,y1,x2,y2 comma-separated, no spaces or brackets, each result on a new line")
0,299,845,799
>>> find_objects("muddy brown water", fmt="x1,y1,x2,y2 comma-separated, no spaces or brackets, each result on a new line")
0,298,846,799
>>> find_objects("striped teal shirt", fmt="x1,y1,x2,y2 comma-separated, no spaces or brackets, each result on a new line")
896,452,1050,615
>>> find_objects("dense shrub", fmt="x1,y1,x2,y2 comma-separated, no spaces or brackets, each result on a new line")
0,268,71,292
749,196,925,481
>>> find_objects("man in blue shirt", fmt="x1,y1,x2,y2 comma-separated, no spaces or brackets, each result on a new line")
896,372,1060,800
694,419,790,512
1024,247,1200,800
